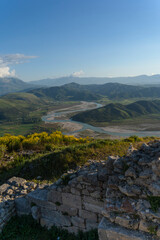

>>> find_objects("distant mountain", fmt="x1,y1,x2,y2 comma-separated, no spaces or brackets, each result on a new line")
72,100,160,124
0,77,39,96
28,82,160,101
30,74,160,86
29,84,100,101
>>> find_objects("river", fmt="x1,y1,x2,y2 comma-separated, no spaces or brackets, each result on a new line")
42,101,160,137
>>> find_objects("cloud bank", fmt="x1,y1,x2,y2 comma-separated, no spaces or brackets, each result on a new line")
71,70,84,77
0,54,37,78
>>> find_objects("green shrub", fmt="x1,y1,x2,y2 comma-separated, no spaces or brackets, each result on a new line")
147,196,160,212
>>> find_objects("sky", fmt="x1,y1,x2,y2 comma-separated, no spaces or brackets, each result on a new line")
0,0,160,81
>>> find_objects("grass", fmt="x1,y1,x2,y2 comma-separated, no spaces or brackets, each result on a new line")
0,123,35,136
0,136,155,184
0,122,63,136
0,215,98,240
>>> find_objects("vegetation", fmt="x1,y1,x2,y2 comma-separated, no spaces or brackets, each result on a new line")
29,84,100,101
147,196,160,212
147,225,157,235
0,215,98,240
72,100,160,125
0,131,155,184
50,82,160,100
0,92,51,122
0,131,89,151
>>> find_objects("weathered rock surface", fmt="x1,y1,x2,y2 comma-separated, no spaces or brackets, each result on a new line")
100,140,160,239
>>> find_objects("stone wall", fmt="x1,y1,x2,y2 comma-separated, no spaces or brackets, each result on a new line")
0,160,108,234
26,160,108,233
0,177,38,231
99,141,160,240
1,141,160,239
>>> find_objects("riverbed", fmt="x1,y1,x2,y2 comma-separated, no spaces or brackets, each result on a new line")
42,101,160,137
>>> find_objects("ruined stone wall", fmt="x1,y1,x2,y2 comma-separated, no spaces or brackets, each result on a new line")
2,141,160,239
99,141,160,240
0,177,38,232
26,160,108,233
0,160,108,234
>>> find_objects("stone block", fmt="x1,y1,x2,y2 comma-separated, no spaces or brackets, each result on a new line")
83,196,104,207
71,216,85,228
15,197,31,215
41,208,71,227
86,219,99,230
98,218,154,240
47,190,62,203
90,191,101,199
31,206,40,220
82,189,89,195
83,202,102,214
62,192,82,208
79,209,97,221
27,189,55,209
70,188,81,196
115,216,139,230
148,183,160,196
57,204,78,216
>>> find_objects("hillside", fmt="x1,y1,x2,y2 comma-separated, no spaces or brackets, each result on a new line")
29,84,100,101
64,82,160,100
0,77,39,96
72,100,160,124
0,92,50,122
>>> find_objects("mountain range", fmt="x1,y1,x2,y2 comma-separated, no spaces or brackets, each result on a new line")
29,82,160,100
30,74,160,86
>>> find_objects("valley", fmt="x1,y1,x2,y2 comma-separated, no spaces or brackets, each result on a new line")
43,101,160,137
1,80,160,137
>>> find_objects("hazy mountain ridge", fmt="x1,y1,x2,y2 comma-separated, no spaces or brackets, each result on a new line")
30,74,160,86
0,77,40,96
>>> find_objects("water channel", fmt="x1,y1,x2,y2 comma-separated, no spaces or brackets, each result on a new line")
42,102,160,137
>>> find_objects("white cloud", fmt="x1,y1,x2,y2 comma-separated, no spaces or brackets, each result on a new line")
71,70,84,77
0,54,37,78
0,67,15,78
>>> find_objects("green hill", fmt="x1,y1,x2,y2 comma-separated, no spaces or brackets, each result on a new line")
60,82,160,100
29,84,100,101
0,92,50,123
72,100,160,124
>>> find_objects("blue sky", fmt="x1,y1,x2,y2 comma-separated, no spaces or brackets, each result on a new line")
0,0,160,81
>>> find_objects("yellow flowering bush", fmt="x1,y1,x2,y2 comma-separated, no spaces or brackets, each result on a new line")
0,131,90,151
